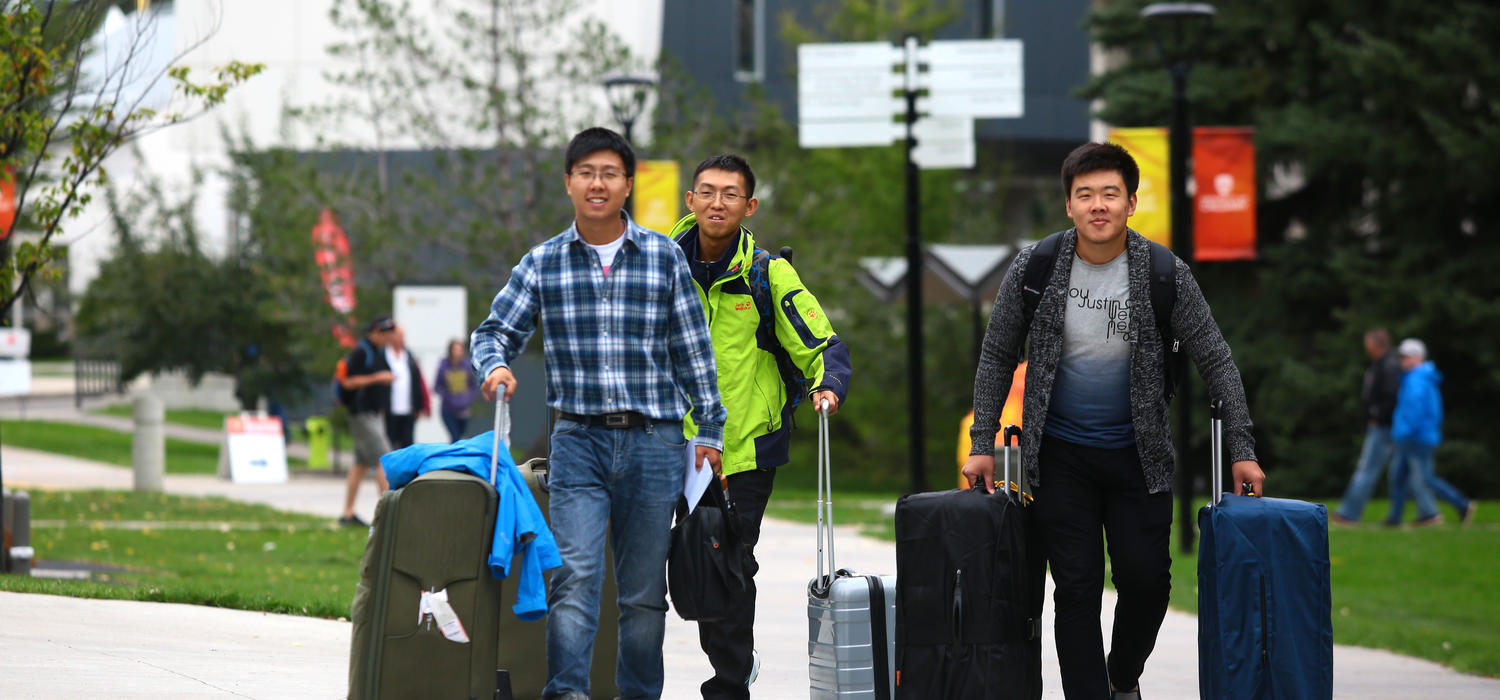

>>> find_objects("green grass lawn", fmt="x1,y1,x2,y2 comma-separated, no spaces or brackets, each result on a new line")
0,490,367,618
0,420,306,473
94,404,233,431
767,489,1499,677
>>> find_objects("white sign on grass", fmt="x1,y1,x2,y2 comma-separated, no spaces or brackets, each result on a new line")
226,415,289,484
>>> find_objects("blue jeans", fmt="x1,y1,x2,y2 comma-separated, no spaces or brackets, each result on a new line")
543,417,684,700
1387,442,1469,523
1386,443,1443,523
440,410,467,443
1335,425,1395,521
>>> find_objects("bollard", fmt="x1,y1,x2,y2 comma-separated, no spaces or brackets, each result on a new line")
9,491,31,576
133,393,165,492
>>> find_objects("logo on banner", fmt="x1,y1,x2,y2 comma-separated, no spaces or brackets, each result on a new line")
1199,172,1250,213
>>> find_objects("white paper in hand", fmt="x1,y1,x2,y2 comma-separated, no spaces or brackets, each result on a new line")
682,440,714,515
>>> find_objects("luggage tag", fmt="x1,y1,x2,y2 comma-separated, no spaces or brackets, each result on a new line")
417,587,471,643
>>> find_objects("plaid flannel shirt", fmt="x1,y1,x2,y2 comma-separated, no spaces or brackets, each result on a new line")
471,215,727,449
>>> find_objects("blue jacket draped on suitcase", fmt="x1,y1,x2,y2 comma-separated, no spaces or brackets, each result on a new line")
381,432,562,620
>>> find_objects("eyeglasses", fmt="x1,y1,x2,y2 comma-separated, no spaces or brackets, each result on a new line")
570,168,626,183
690,190,746,205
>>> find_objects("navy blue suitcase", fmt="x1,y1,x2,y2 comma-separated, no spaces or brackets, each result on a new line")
1198,401,1332,699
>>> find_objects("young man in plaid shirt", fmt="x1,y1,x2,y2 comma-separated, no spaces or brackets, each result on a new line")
472,127,726,700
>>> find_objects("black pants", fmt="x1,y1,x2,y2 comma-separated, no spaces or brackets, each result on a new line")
1033,435,1172,699
697,466,776,700
384,413,416,449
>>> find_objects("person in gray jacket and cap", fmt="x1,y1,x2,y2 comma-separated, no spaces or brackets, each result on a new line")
963,142,1266,700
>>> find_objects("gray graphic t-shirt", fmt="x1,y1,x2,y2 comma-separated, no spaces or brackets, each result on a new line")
1044,250,1135,448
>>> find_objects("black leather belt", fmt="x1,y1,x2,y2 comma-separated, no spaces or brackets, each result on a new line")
558,411,649,429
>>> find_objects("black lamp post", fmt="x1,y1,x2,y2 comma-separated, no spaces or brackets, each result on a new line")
602,74,656,145
1141,2,1215,554
601,74,656,216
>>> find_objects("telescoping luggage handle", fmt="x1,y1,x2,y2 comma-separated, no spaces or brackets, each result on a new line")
813,399,837,597
1209,399,1257,507
1000,424,1026,499
489,390,511,487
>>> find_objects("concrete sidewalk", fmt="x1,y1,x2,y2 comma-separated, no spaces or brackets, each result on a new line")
3,444,1499,698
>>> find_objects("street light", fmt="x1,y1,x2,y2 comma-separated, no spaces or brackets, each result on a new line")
1141,2,1215,554
601,74,656,144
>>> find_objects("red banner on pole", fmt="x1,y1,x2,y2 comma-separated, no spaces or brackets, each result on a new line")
311,208,357,347
0,166,16,240
1192,127,1257,261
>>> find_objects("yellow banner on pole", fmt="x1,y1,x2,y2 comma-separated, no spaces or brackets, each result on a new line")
1107,127,1171,248
632,160,680,234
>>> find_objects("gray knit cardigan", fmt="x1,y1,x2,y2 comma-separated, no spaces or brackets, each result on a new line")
969,228,1258,494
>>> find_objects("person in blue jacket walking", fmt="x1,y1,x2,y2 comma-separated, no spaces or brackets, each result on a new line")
1385,338,1476,526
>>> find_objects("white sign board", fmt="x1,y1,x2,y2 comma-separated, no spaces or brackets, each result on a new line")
393,286,468,444
799,119,900,148
922,39,1024,119
798,42,902,148
911,117,976,169
0,359,30,397
226,415,289,484
0,327,30,358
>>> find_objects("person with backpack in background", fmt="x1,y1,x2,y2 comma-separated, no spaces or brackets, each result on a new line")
433,338,479,442
668,154,852,700
337,314,398,527
1384,338,1475,527
1331,327,1403,525
961,142,1265,700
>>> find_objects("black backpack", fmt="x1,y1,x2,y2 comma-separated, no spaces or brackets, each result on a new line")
333,340,376,408
747,247,810,415
1019,231,1184,402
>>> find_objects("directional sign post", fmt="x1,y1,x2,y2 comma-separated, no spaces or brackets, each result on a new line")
798,36,1024,494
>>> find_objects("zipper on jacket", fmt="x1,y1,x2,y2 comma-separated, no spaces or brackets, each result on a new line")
951,568,964,642
1259,575,1269,667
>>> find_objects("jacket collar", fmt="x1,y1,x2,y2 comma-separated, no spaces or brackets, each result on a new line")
671,212,757,281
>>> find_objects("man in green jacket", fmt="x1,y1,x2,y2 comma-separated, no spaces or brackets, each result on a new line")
670,154,852,699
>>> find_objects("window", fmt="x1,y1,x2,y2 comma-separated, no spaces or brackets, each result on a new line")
735,0,763,82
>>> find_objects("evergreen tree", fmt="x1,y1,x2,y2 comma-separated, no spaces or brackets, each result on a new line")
1083,0,1500,496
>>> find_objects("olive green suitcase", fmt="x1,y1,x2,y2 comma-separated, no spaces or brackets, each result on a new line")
349,468,504,699
497,457,620,699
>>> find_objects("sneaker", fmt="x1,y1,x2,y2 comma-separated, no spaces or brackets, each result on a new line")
1330,513,1358,527
338,514,367,527
1111,687,1142,700
1462,502,1479,526
1411,514,1443,528
747,649,760,686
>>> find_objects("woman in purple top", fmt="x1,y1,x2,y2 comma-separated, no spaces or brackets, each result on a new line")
433,338,480,442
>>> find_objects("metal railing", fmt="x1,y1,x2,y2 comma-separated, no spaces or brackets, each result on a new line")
73,356,123,408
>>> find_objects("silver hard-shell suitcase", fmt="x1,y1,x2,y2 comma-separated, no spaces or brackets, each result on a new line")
808,400,898,699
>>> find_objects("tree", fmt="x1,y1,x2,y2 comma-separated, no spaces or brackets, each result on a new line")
0,0,261,318
75,159,326,408
1082,0,1500,496
283,0,639,318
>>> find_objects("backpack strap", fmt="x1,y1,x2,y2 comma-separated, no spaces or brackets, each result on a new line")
1146,239,1182,401
749,248,808,415
1019,231,1063,332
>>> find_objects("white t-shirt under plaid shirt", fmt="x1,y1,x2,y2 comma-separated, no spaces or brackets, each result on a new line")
470,215,727,450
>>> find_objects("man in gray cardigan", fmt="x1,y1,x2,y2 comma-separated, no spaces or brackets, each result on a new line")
962,142,1265,700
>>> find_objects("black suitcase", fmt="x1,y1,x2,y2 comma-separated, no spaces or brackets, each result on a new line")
893,425,1044,699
